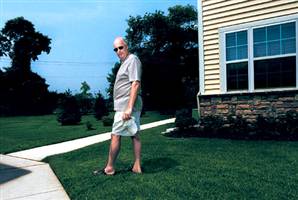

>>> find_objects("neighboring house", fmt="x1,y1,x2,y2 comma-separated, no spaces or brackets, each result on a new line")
197,0,298,121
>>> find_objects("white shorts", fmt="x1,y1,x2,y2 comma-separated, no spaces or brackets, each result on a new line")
112,111,141,136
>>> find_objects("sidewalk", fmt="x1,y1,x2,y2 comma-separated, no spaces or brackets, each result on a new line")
0,118,175,200
8,118,175,161
0,154,70,200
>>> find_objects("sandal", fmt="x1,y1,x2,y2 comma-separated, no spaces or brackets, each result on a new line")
93,169,115,176
130,167,143,174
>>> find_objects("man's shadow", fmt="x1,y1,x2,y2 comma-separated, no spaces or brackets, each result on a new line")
142,157,179,174
0,163,31,184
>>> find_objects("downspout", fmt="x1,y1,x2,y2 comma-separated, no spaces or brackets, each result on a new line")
197,0,204,119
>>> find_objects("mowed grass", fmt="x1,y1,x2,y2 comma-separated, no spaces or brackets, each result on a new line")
46,124,298,200
0,111,172,154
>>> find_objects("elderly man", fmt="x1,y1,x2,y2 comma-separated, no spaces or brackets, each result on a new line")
102,37,142,175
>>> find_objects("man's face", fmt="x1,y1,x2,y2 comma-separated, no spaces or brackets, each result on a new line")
113,39,129,61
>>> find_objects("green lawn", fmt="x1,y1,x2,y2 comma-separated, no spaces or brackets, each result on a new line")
0,111,172,154
46,124,298,200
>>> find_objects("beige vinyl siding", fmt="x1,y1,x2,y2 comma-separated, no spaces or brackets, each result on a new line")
205,71,219,76
204,64,219,70
204,38,218,46
205,79,220,86
205,60,219,65
204,44,218,51
201,0,298,94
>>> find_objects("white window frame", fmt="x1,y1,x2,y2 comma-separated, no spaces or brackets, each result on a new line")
221,28,249,92
219,14,298,94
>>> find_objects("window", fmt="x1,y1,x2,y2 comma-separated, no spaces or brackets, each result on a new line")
253,22,296,57
225,30,248,91
254,57,296,88
227,62,248,90
222,18,297,93
253,22,296,89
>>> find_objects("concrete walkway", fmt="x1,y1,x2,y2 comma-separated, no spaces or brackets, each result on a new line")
0,118,175,200
8,118,175,161
0,154,70,200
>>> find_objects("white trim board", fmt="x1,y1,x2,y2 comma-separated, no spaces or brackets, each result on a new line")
198,0,205,94
219,13,298,33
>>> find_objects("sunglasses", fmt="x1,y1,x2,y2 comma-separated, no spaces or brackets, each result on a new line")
113,46,124,52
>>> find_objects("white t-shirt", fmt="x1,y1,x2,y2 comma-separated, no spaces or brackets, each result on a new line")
113,54,142,111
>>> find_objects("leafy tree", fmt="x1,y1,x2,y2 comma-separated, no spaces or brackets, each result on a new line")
105,62,120,111
94,90,109,120
76,81,93,114
106,5,198,112
0,17,53,115
57,90,81,125
80,81,92,98
106,62,120,100
0,17,51,72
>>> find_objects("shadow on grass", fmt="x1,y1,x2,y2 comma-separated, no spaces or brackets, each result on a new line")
142,157,179,174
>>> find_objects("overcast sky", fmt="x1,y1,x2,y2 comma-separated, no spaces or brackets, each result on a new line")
0,0,197,96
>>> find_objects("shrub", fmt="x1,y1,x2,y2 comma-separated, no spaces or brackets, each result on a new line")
175,109,197,130
85,121,95,131
283,110,298,138
162,108,198,137
76,94,94,115
57,92,81,125
254,115,277,139
200,115,225,136
102,116,113,126
227,115,250,138
94,91,109,120
255,110,298,140
166,109,197,137
164,110,298,141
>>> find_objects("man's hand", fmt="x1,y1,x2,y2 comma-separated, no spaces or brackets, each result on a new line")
122,108,132,121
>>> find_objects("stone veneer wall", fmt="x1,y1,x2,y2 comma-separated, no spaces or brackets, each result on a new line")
198,90,298,122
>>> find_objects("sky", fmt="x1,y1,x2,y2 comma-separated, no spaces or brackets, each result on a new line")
0,0,197,97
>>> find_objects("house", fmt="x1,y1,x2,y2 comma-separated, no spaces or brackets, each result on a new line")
197,0,298,121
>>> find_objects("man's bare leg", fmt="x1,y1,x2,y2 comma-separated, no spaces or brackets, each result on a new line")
104,134,121,174
131,134,142,173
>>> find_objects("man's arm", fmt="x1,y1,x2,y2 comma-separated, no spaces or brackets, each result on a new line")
122,80,141,120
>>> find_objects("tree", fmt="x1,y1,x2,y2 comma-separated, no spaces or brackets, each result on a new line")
94,90,109,120
105,62,120,111
57,90,81,125
0,17,51,72
0,17,53,115
80,81,92,97
106,5,199,112
76,81,93,114
106,62,120,101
